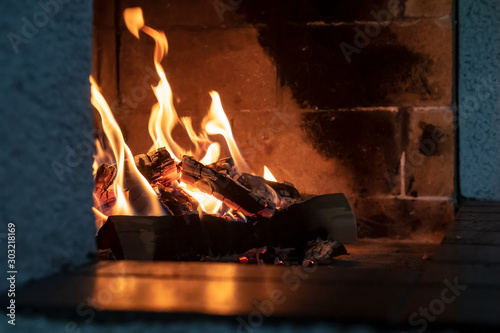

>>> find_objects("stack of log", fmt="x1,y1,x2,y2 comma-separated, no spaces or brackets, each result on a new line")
94,147,357,264
95,147,302,220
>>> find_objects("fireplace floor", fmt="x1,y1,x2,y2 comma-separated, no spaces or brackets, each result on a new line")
12,201,500,331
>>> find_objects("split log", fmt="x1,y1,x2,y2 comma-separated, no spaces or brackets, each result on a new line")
96,193,357,261
237,173,302,209
133,147,177,187
157,185,198,215
208,157,239,178
129,148,194,215
265,180,301,200
94,164,116,193
179,155,275,218
93,164,117,215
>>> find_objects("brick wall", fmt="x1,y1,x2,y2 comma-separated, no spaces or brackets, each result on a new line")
93,0,456,237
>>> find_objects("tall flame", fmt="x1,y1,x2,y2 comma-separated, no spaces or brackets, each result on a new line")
90,76,163,217
125,7,185,160
93,7,258,221
121,8,255,215
124,8,247,168
203,92,250,173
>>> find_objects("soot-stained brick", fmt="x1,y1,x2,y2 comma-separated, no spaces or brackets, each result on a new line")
236,2,447,109
237,0,402,25
276,26,434,109
419,123,443,156
301,110,402,195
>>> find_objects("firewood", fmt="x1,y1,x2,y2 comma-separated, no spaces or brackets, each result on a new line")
94,164,116,193
179,155,276,218
96,193,356,261
133,147,177,187
237,173,302,209
97,213,298,260
265,179,301,200
157,184,198,215
93,164,117,214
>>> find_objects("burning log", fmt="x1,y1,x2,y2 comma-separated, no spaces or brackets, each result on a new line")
207,158,300,203
237,173,301,209
96,193,356,261
157,185,198,215
179,155,276,218
94,164,116,193
133,147,177,187
95,148,191,215
132,148,199,214
208,157,239,179
265,179,301,200
93,164,117,215
91,9,358,265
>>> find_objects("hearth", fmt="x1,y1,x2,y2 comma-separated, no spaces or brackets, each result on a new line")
92,7,357,263
7,1,500,332
91,0,456,257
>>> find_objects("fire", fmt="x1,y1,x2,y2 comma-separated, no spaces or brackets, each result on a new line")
263,166,277,182
202,92,250,173
200,142,221,165
123,7,144,39
181,184,222,215
125,8,250,211
92,207,108,230
92,7,274,225
91,76,163,218
124,7,223,165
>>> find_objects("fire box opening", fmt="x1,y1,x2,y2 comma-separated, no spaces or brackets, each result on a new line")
91,0,456,263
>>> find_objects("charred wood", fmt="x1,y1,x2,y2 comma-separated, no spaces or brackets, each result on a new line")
133,147,177,187
93,164,117,214
157,185,198,215
265,180,301,200
179,155,275,218
207,157,240,179
94,164,116,193
304,239,348,264
96,193,355,261
237,173,301,209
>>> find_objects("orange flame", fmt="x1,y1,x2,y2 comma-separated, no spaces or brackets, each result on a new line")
92,207,108,230
124,8,183,160
93,7,264,222
202,92,250,173
90,76,163,217
200,142,221,165
121,8,253,215
94,138,113,167
181,183,223,215
123,7,144,39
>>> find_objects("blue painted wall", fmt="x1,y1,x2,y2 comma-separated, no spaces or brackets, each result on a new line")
0,0,96,290
459,0,500,200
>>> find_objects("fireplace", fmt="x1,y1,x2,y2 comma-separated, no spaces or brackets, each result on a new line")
91,0,456,246
8,0,500,331
91,5,359,262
